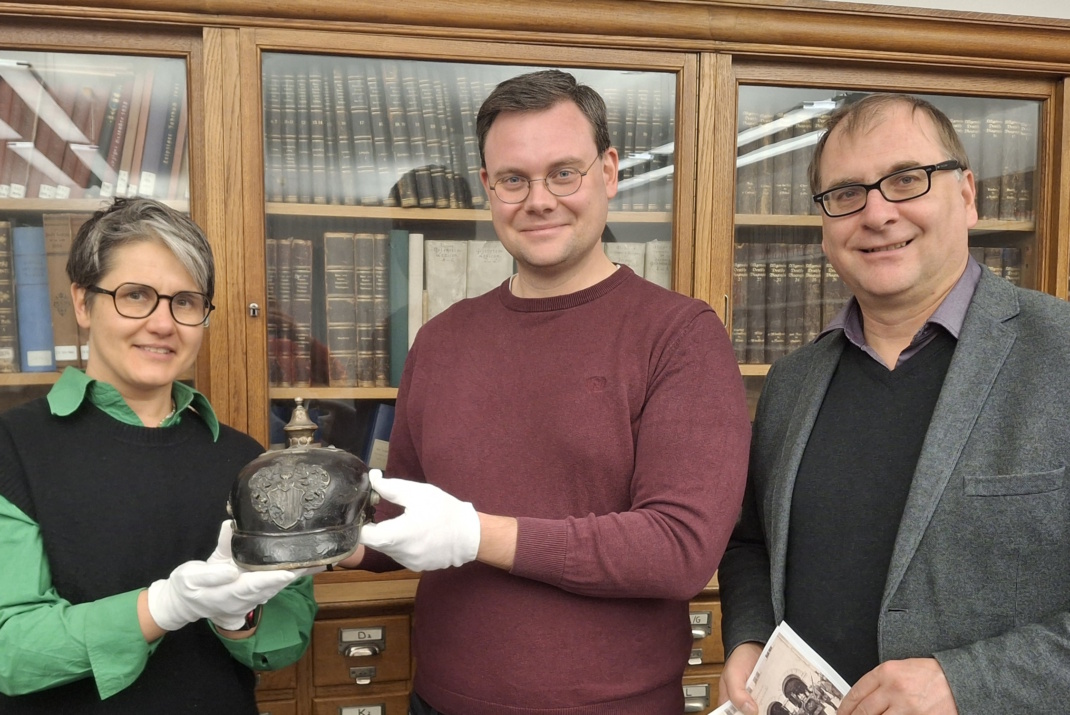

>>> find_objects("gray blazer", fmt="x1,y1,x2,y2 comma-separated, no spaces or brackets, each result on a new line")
719,268,1070,712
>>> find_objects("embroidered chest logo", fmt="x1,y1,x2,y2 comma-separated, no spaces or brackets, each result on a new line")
248,454,331,530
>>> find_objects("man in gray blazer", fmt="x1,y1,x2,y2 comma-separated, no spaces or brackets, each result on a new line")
718,93,1070,715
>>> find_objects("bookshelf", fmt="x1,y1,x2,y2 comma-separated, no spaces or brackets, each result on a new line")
247,43,690,456
0,45,195,388
716,67,1052,397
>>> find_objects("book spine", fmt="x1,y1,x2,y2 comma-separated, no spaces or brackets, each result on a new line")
785,240,806,354
275,237,294,386
821,260,848,329
730,242,748,362
388,228,410,387
330,65,359,206
346,64,378,207
465,240,513,298
290,237,314,387
116,70,148,198
153,73,185,199
0,221,19,372
43,214,81,368
643,241,672,290
790,116,815,215
323,231,357,386
306,64,328,204
978,110,1003,220
13,226,55,372
294,70,314,203
1001,247,1022,285
138,63,181,198
745,241,767,364
407,232,424,347
400,63,435,208
801,244,825,344
764,241,789,363
736,110,760,215
354,232,376,388
424,239,468,321
320,63,341,206
265,237,281,386
380,62,417,208
263,70,285,203
280,71,300,203
603,241,646,278
452,65,484,209
125,68,156,197
371,232,391,388
364,68,396,208
418,66,451,209
97,74,131,197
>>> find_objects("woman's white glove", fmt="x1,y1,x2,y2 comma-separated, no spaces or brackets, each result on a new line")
147,520,311,632
146,560,297,631
358,470,481,572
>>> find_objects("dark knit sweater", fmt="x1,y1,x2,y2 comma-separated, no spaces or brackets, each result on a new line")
0,398,265,714
784,333,955,684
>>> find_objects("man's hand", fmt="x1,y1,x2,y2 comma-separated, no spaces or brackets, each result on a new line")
358,470,480,572
838,657,958,715
718,641,762,713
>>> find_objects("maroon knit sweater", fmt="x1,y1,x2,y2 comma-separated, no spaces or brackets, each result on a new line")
365,266,750,714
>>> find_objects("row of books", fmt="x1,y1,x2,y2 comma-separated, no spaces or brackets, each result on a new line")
731,238,1024,365
261,57,675,212
738,97,1036,222
0,59,188,202
265,228,674,389
0,215,93,373
265,229,515,389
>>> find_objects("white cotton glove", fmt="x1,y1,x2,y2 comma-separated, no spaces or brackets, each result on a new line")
147,560,298,631
358,469,481,572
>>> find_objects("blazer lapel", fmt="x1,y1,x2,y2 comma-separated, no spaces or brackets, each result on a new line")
883,271,1020,603
770,333,844,619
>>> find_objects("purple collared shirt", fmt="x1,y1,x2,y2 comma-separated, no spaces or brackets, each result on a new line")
819,257,982,369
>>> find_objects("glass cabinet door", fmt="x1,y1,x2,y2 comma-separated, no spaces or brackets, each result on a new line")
732,85,1041,368
256,50,681,453
0,48,191,412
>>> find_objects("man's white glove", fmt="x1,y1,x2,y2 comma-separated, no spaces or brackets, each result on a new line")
359,470,481,572
147,560,298,631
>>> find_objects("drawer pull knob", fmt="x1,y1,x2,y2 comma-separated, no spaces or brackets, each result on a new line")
344,644,381,657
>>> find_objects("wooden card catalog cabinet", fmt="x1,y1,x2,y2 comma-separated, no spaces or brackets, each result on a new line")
312,615,411,687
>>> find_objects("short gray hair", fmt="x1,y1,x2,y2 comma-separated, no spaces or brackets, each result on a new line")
67,197,215,300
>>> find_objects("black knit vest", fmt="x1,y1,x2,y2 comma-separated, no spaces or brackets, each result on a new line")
784,332,955,685
0,398,264,714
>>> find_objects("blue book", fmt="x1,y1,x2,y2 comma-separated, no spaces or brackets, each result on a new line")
361,402,395,470
12,226,56,372
388,229,409,387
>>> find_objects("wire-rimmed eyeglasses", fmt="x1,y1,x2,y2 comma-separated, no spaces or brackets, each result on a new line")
488,155,602,204
812,160,964,218
86,283,215,327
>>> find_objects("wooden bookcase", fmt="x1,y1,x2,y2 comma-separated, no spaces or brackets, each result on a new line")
1,1,1070,713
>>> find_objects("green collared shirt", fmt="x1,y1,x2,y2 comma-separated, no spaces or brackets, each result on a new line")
0,370,314,699
46,366,221,439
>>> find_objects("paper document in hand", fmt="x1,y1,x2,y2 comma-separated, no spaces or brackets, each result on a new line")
708,621,849,715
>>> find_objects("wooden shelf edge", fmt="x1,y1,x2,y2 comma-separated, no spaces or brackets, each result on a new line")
270,387,399,401
265,202,670,223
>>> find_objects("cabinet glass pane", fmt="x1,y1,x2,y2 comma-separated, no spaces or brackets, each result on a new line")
731,86,1039,367
261,53,677,452
0,51,191,408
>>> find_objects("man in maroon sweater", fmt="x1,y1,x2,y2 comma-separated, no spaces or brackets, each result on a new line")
341,69,750,715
